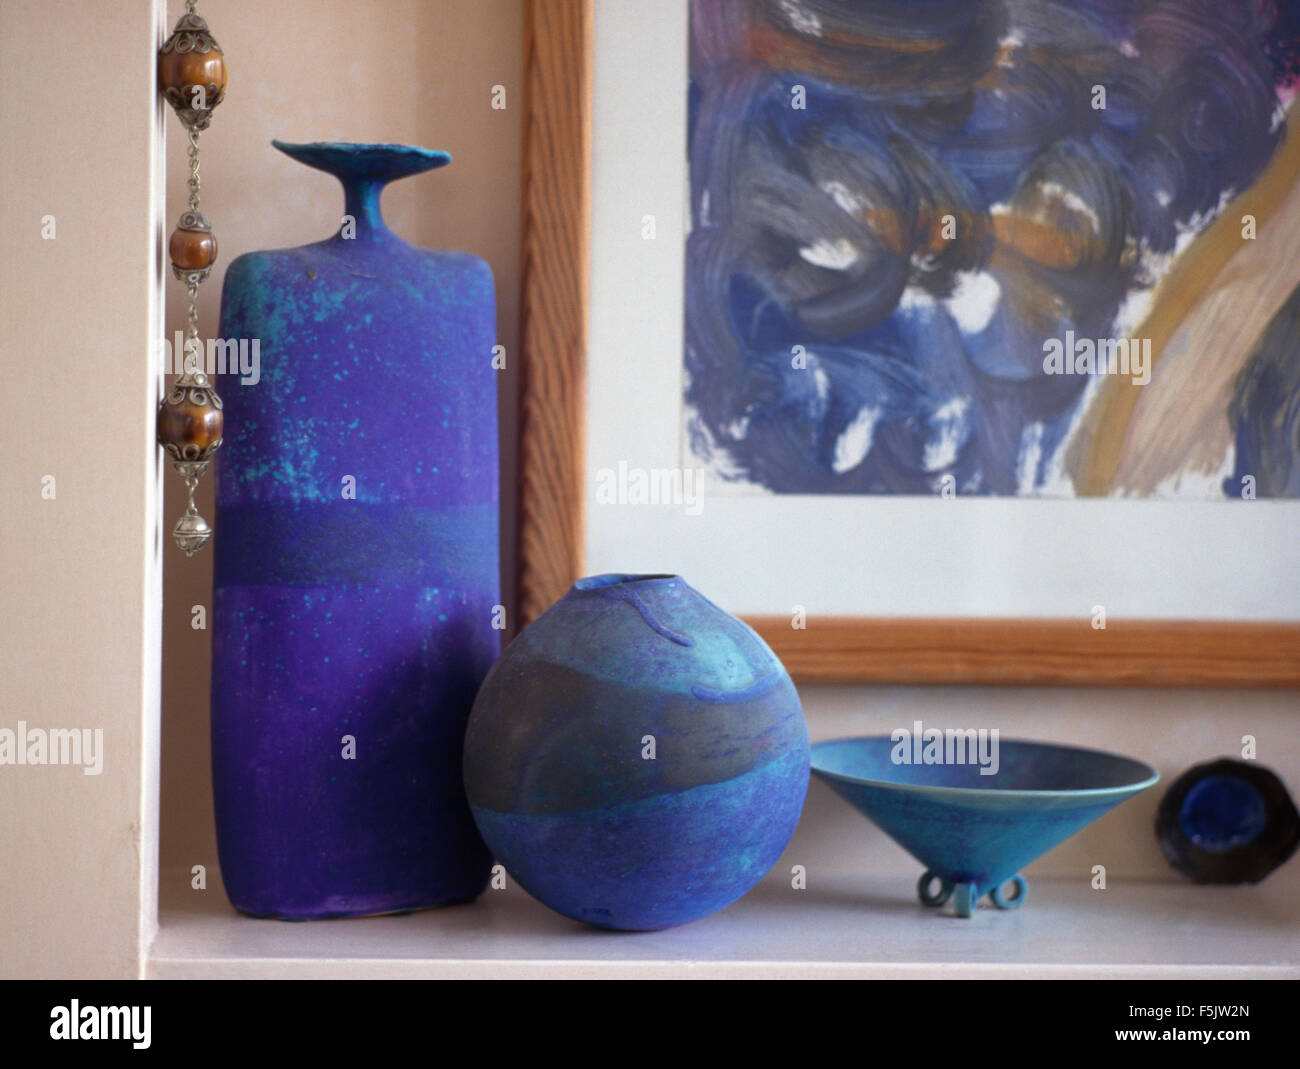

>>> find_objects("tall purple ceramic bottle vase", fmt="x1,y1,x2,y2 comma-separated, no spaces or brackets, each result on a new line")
210,141,497,918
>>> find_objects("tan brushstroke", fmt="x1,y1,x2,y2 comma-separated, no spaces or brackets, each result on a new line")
1112,187,1300,493
749,22,947,72
1068,107,1300,494
809,202,1109,272
989,212,1111,272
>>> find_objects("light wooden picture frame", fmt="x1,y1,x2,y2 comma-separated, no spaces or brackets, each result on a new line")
515,0,1300,687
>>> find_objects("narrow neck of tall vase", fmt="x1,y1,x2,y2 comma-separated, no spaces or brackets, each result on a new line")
271,142,450,245
341,178,390,241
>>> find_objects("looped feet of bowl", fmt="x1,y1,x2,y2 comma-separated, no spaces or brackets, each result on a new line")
917,871,1027,917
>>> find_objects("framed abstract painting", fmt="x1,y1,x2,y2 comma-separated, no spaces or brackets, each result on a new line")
516,0,1300,685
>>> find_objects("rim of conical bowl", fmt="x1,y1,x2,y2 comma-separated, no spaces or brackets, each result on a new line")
810,735,1159,803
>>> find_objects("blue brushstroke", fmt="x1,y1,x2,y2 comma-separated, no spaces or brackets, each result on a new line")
686,0,1300,496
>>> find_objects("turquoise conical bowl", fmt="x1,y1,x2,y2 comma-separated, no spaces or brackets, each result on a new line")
811,736,1159,917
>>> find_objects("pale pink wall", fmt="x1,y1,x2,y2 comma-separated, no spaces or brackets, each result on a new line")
158,0,523,882
0,0,165,977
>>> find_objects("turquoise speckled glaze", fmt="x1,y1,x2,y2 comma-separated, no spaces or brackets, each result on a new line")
210,141,498,919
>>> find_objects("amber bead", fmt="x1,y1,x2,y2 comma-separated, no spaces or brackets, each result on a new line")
158,13,226,130
158,46,227,102
170,227,218,271
157,393,224,459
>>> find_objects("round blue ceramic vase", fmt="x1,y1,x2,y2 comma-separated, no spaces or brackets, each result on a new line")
210,142,498,918
463,574,810,930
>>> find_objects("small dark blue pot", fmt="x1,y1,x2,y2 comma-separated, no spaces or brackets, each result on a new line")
463,574,810,930
1155,758,1300,884
210,142,498,919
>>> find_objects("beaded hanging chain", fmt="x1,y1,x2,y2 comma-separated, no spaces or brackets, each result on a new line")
155,1,227,555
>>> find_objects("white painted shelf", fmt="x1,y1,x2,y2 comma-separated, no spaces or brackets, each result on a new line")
149,867,1299,979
